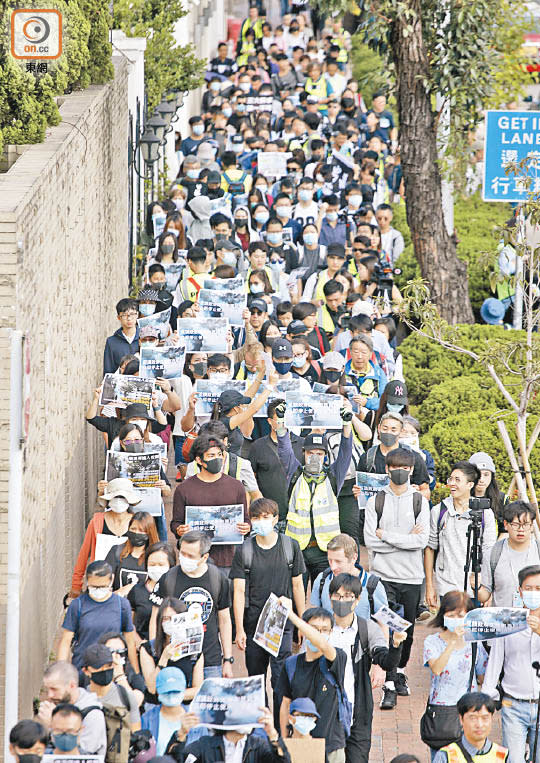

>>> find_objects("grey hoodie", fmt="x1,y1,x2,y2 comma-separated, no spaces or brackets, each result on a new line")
364,484,430,585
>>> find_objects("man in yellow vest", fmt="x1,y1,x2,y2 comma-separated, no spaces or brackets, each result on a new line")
239,4,264,46
304,61,334,115
434,693,508,763
317,279,346,339
275,401,353,582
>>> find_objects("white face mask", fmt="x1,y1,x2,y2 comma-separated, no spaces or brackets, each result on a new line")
444,615,465,632
130,419,147,432
179,554,199,573
209,371,229,381
108,496,129,513
88,586,111,601
147,565,169,582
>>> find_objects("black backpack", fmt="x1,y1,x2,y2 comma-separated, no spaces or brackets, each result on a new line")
318,567,381,617
375,490,423,527
241,535,295,609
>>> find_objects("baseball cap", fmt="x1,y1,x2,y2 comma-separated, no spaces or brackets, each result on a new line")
219,389,251,412
272,338,293,359
469,452,496,473
287,320,307,337
207,170,221,184
327,243,346,259
249,298,268,314
83,644,113,669
303,433,328,453
155,667,187,694
290,698,320,717
322,351,346,371
352,300,375,318
231,134,244,145
140,325,160,339
385,380,408,405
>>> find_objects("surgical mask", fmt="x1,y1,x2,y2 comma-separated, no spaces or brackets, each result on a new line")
127,531,148,547
326,212,338,222
325,370,341,383
210,82,220,92
88,586,112,601
147,565,169,582
192,124,204,136
233,143,244,153
316,174,325,183
348,194,362,208
108,496,129,514
255,212,269,225
292,355,307,368
270,260,285,272
236,103,247,113
52,733,78,752
192,361,207,376
240,82,251,93
223,107,232,118
523,591,540,610
123,441,144,453
186,168,199,179
331,599,355,617
203,456,223,474
158,691,185,707
251,518,274,536
275,205,291,219
293,715,317,735
139,303,156,316
303,233,318,246
90,667,114,686
131,419,148,432
256,185,268,195
155,281,168,290
305,638,321,652
379,431,399,447
267,232,282,245
340,143,351,155
444,615,465,632
389,468,410,486
167,227,179,237
304,453,324,474
222,251,237,266
274,360,292,375
209,371,229,381
161,243,174,255
400,435,420,450
250,282,265,294
174,198,185,211
298,189,312,202
387,403,404,413
179,554,200,573
18,756,42,763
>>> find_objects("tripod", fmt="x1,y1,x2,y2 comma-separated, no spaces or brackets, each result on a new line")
463,511,484,691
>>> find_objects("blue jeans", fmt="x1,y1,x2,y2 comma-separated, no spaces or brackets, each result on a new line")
155,509,168,542
204,665,223,679
502,698,540,763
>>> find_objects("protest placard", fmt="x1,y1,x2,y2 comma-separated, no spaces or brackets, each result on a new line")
185,504,244,545
355,472,390,510
246,94,274,113
285,738,325,763
195,379,247,416
94,534,127,561
43,756,104,763
257,151,291,179
105,451,161,488
464,607,528,641
166,609,204,659
312,382,330,393
254,593,289,657
152,213,166,239
99,375,154,411
203,277,244,292
373,605,412,633
191,676,265,729
198,288,247,327
137,306,171,340
140,345,186,380
132,486,162,516
163,261,185,292
285,392,343,429
253,379,297,418
177,317,229,353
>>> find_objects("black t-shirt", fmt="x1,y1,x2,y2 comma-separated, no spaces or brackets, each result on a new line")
248,434,304,521
127,580,153,640
276,649,348,754
105,544,148,589
140,640,196,704
150,564,230,666
357,445,429,486
230,535,305,631
86,416,165,443
220,415,244,456
292,363,321,386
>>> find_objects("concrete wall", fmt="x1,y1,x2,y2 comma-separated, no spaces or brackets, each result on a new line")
0,58,129,744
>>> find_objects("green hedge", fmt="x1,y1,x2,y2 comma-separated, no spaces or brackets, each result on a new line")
393,195,511,318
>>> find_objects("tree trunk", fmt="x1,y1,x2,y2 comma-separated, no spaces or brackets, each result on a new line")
390,2,475,324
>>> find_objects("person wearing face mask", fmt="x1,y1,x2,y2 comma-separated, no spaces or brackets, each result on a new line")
482,564,540,763
290,337,321,385
265,217,300,274
233,204,257,250
303,243,347,305
69,478,141,599
364,448,430,709
105,511,159,593
60,560,139,676
231,498,306,725
181,116,207,157
220,150,252,205
126,542,176,641
271,194,302,245
248,269,278,312
271,339,312,395
99,631,146,706
401,414,436,492
328,574,405,763
276,403,353,583
319,195,348,248
153,230,180,268
422,591,487,760
215,239,242,270
140,598,204,704
9,720,47,763
286,697,320,745
138,286,160,318
293,178,319,227
142,667,203,756
371,380,409,439
48,704,83,757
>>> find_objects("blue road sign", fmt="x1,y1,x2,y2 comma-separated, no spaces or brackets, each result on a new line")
483,110,540,202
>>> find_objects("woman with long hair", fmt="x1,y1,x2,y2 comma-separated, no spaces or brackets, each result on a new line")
164,211,188,250
128,542,176,641
105,512,159,594
469,452,505,533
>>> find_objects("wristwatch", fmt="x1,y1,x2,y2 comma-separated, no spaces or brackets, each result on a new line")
222,656,235,664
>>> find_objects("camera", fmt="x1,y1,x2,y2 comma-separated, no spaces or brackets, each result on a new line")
339,312,351,329
372,262,401,292
468,497,491,511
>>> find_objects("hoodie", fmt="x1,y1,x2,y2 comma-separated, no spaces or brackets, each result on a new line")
363,483,430,584
187,195,213,241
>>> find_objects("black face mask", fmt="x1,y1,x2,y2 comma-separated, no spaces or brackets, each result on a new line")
123,441,144,453
389,468,410,486
325,370,341,383
18,756,42,763
203,457,223,474
127,530,148,547
157,293,173,310
379,431,399,447
331,599,355,617
192,361,207,377
90,667,114,686
342,98,355,110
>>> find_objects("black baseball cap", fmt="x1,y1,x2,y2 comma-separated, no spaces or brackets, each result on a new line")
219,390,251,412
287,320,307,337
272,338,293,359
303,433,328,453
83,644,113,669
249,299,268,313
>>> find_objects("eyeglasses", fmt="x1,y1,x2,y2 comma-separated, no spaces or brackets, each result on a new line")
331,594,356,601
508,521,533,529
111,648,128,657
311,626,332,635
119,311,138,318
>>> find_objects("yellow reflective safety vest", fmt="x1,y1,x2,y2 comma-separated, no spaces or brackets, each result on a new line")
305,76,329,111
314,269,333,302
177,271,207,302
286,471,340,551
240,17,263,41
317,303,336,334
440,743,507,763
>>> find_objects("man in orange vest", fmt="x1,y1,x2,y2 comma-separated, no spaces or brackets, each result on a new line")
434,692,507,763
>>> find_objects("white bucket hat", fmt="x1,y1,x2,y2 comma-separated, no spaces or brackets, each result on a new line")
99,477,141,508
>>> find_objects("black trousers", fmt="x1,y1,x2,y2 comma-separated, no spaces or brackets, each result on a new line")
346,711,372,763
381,579,422,677
246,626,293,728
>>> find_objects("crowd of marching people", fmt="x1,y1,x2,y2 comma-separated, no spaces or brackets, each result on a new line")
9,4,540,763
